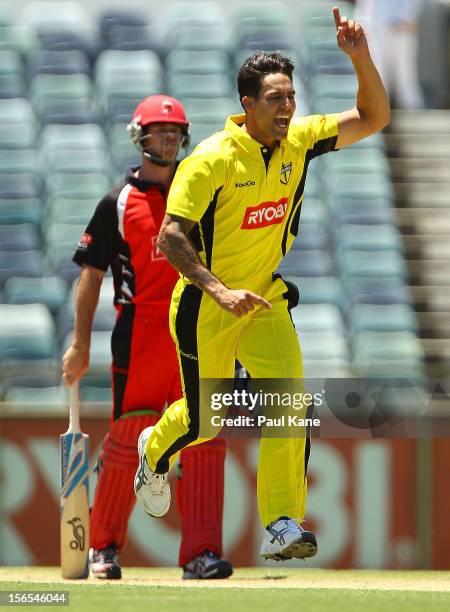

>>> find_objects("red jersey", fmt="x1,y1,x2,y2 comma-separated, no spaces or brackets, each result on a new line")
73,167,179,313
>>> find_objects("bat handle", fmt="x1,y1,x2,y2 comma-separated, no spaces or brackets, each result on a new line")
68,381,81,434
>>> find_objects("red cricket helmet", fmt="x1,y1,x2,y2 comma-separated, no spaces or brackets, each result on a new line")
127,95,190,164
131,95,189,128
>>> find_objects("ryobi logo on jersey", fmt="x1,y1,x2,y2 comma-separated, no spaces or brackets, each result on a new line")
241,198,289,230
235,180,256,188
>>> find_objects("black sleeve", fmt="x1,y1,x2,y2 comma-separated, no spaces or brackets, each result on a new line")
73,189,121,272
310,134,339,159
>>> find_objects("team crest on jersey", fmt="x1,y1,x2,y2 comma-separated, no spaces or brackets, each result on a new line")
280,162,292,185
151,236,166,261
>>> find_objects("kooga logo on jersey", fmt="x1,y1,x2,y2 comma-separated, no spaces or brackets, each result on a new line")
235,180,256,187
241,198,289,229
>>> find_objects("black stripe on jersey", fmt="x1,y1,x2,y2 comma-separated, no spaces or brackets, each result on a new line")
111,305,135,421
189,224,203,252
155,284,203,473
281,135,338,255
113,239,136,305
304,399,315,479
199,186,222,269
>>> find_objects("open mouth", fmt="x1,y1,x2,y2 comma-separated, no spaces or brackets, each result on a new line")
274,117,290,130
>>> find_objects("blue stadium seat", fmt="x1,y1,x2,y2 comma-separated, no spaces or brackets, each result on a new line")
45,171,110,199
0,173,42,199
40,103,99,126
108,26,165,58
292,303,345,333
98,9,149,47
0,123,37,149
160,1,225,40
0,197,42,227
38,30,99,62
339,249,408,282
346,279,413,307
46,196,96,225
168,73,233,99
0,249,44,284
30,73,93,117
1,373,61,402
352,331,425,377
0,149,42,178
182,97,239,123
279,249,335,277
299,197,327,225
0,98,36,125
0,303,57,361
336,208,398,226
299,330,350,363
286,275,344,310
290,223,330,251
0,223,40,251
169,24,233,53
167,49,230,77
28,49,90,78
4,275,68,315
0,74,25,98
4,385,64,404
336,223,404,252
20,2,89,35
350,303,419,334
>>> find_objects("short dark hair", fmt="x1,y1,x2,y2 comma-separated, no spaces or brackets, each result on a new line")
237,51,295,107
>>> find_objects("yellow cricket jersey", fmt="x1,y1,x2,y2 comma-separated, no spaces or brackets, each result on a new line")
167,112,339,295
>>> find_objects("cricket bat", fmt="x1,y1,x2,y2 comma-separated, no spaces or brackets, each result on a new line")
60,382,90,579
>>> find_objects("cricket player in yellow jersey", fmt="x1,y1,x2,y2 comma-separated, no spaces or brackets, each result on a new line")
134,7,390,561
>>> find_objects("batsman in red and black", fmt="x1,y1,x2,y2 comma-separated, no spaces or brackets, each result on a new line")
63,95,232,580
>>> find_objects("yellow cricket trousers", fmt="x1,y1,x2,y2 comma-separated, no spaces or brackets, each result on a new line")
145,278,310,527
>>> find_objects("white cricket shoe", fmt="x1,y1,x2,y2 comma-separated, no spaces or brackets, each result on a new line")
260,517,318,561
134,426,171,518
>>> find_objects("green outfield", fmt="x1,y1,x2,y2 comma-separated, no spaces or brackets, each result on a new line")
1,568,450,612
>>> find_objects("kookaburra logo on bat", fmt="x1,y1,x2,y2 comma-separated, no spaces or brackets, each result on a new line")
68,517,86,551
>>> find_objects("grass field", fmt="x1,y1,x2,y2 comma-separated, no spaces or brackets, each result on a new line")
1,568,450,612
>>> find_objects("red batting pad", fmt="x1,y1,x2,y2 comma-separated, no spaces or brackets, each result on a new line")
90,414,159,550
177,438,226,567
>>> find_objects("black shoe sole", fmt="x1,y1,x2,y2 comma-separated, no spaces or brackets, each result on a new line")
92,567,122,580
183,560,233,580
262,531,318,561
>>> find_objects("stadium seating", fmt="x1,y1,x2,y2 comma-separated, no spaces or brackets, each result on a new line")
4,276,67,314
20,2,88,30
0,250,44,284
0,0,429,400
0,303,57,367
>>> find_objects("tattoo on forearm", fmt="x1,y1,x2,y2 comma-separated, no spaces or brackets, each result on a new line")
158,214,222,293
